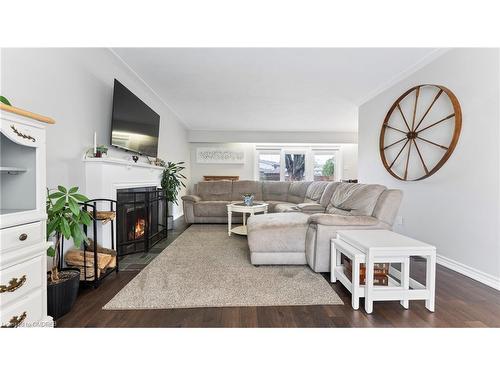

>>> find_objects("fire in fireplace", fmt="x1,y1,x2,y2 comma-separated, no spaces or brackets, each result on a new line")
116,187,168,256
133,218,146,240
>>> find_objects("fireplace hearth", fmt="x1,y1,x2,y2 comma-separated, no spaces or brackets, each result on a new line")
116,187,168,256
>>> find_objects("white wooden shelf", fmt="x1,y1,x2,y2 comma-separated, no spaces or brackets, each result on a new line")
0,166,27,174
82,156,164,170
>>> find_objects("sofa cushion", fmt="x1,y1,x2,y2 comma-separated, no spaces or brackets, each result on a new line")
231,180,263,201
319,182,340,207
326,183,386,216
247,212,309,253
274,202,299,213
193,201,230,217
287,181,312,204
196,181,233,201
304,181,330,203
265,200,290,213
296,202,326,213
262,181,290,202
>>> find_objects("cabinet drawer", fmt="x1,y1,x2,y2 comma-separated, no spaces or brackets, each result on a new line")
0,289,43,327
1,222,43,251
1,255,44,306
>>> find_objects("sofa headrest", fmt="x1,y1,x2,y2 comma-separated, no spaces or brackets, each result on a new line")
231,180,263,201
287,181,312,204
372,189,403,225
305,181,330,203
196,181,233,201
326,183,386,216
262,181,291,202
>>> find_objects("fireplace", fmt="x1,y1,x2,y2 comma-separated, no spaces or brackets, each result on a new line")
116,187,168,256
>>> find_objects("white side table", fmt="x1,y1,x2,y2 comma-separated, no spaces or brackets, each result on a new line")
331,230,436,314
227,202,268,236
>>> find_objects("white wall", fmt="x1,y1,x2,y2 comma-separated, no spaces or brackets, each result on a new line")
0,48,190,218
358,48,500,288
189,142,358,191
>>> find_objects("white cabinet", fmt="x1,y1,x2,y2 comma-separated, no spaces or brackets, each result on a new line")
0,106,54,327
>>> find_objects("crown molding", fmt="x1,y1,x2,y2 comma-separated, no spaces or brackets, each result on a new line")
107,48,191,129
357,48,452,105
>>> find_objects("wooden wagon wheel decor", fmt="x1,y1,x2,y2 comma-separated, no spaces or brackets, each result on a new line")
379,84,462,181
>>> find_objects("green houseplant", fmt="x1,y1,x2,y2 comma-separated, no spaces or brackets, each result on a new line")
322,158,335,179
161,161,187,228
46,185,91,319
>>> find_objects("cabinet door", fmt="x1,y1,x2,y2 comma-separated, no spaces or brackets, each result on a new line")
1,116,47,229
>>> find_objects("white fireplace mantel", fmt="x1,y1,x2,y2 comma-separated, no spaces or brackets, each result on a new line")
83,156,164,171
83,156,163,199
83,156,163,248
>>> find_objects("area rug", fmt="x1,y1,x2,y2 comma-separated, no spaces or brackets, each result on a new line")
103,225,343,309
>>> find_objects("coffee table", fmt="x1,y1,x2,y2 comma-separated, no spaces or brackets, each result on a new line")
227,202,268,236
331,230,436,313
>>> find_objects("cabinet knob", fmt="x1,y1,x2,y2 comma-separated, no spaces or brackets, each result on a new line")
19,233,28,241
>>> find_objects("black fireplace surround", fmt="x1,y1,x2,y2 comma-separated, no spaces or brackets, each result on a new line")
116,187,168,256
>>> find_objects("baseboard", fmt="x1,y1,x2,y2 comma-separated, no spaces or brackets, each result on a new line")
436,254,500,291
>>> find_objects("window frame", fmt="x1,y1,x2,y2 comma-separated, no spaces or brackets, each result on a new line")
311,148,341,182
255,148,282,182
255,145,342,182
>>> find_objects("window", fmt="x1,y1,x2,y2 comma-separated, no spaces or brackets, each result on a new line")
313,153,336,181
284,152,306,181
256,146,341,182
258,152,281,181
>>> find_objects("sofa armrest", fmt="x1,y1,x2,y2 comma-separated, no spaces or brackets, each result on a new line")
308,213,379,226
296,203,326,213
181,195,202,203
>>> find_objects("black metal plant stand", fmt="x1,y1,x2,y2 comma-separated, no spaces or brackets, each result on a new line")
79,199,118,288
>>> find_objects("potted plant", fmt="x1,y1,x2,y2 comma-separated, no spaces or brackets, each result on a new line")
96,145,108,157
161,161,187,229
46,185,92,320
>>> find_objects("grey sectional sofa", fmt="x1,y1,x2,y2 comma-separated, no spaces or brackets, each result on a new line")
181,180,403,272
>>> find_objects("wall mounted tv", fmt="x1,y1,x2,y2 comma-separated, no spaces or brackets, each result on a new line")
111,79,160,157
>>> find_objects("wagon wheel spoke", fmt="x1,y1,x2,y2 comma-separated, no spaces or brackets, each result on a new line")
411,87,420,131
413,139,429,175
384,124,407,135
403,140,413,180
417,136,448,150
397,105,411,132
389,139,409,169
414,88,443,131
417,113,455,134
383,137,406,150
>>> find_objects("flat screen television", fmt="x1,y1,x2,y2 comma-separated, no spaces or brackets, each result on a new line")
110,79,160,157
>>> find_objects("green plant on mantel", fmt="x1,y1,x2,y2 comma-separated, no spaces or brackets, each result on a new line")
0,95,12,105
46,185,91,282
161,161,187,205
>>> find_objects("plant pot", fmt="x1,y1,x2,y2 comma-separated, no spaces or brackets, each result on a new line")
47,268,80,320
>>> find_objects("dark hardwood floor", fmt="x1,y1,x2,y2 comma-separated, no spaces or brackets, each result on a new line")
57,219,500,328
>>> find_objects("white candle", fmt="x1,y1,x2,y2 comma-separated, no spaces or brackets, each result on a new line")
93,131,97,156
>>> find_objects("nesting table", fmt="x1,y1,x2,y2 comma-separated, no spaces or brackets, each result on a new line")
331,230,436,314
227,202,268,236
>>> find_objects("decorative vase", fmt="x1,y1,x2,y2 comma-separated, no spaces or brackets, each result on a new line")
243,194,254,206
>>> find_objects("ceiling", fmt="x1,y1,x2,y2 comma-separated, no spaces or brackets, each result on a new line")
113,48,440,132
